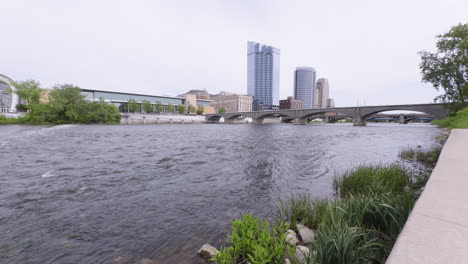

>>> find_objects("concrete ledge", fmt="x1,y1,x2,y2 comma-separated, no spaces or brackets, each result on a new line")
387,129,468,264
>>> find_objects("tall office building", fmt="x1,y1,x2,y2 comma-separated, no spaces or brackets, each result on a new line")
247,41,280,110
314,78,330,108
294,67,316,109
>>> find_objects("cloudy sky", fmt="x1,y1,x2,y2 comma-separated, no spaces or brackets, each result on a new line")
1,0,467,106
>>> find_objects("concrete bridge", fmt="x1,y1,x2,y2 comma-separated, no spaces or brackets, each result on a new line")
206,103,449,126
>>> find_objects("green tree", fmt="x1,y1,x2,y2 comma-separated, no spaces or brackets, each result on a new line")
155,101,164,113
188,104,196,114
83,100,121,123
167,104,175,113
178,105,186,114
47,84,88,123
218,107,226,114
128,99,139,113
10,80,43,105
196,105,205,115
420,23,468,114
142,100,153,113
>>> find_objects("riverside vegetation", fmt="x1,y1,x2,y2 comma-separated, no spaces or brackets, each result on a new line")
0,81,121,124
201,146,442,264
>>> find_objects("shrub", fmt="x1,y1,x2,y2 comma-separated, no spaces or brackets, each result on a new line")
213,213,291,264
334,164,410,198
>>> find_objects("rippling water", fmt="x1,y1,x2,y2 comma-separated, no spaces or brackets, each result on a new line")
0,123,441,264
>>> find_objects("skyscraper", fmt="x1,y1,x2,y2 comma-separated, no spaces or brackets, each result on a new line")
247,41,280,110
314,78,330,108
294,67,316,109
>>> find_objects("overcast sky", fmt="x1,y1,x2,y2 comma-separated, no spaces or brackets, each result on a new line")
1,0,467,106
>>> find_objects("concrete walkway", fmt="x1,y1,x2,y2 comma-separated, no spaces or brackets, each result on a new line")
387,129,468,264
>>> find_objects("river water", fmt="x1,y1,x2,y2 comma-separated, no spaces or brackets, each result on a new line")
0,123,441,264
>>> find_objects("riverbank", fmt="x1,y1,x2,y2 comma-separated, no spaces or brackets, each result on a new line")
199,131,446,263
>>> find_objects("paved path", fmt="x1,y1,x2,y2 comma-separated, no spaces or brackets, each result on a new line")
387,129,468,264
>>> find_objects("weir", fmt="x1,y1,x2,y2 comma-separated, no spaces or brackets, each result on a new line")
387,129,468,263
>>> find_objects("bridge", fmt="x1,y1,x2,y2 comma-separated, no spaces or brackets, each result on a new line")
206,103,449,126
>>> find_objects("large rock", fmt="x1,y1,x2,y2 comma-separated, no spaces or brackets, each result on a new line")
297,224,315,244
285,229,299,245
284,258,292,264
197,244,219,261
294,245,310,264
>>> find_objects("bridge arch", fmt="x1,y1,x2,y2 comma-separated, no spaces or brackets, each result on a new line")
360,105,446,120
255,112,294,120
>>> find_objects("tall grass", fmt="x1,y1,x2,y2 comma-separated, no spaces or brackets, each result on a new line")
399,146,441,168
333,164,410,198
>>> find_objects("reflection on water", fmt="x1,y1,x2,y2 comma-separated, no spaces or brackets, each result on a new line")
0,123,441,263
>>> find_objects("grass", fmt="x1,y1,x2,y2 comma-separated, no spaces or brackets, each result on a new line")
333,164,410,198
399,146,442,168
432,107,468,129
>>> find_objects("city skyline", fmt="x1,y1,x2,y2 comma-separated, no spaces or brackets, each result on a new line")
1,0,467,106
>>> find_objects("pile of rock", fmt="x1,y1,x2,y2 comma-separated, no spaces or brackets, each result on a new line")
197,224,316,264
285,224,315,263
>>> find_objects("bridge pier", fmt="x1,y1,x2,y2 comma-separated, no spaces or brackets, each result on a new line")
353,116,366,126
295,118,307,125
399,114,406,124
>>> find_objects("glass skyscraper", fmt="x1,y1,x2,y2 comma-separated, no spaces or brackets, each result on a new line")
247,41,280,110
294,67,316,109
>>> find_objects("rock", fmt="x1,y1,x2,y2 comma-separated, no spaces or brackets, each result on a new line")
284,258,292,264
197,244,219,261
294,245,310,264
285,229,299,245
296,224,315,244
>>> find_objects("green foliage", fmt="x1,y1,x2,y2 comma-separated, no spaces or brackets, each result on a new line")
128,99,139,113
419,23,468,114
167,105,175,113
10,80,43,105
142,100,153,113
83,100,121,123
154,102,163,113
15,104,28,112
213,214,290,264
197,105,205,115
219,107,226,114
432,107,468,128
333,164,410,198
177,105,186,114
0,115,21,124
188,105,196,114
399,146,442,167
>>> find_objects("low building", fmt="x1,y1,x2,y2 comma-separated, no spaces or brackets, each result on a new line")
81,88,215,114
180,89,210,99
211,92,252,113
0,74,18,113
279,96,303,110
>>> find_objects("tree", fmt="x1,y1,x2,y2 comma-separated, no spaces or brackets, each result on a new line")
47,84,88,123
155,101,164,113
10,80,43,105
196,105,205,115
178,105,186,114
188,104,196,114
128,99,139,113
167,104,175,113
420,23,468,114
218,107,226,114
142,100,153,113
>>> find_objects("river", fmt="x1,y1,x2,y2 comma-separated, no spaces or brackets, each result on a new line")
0,123,441,264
